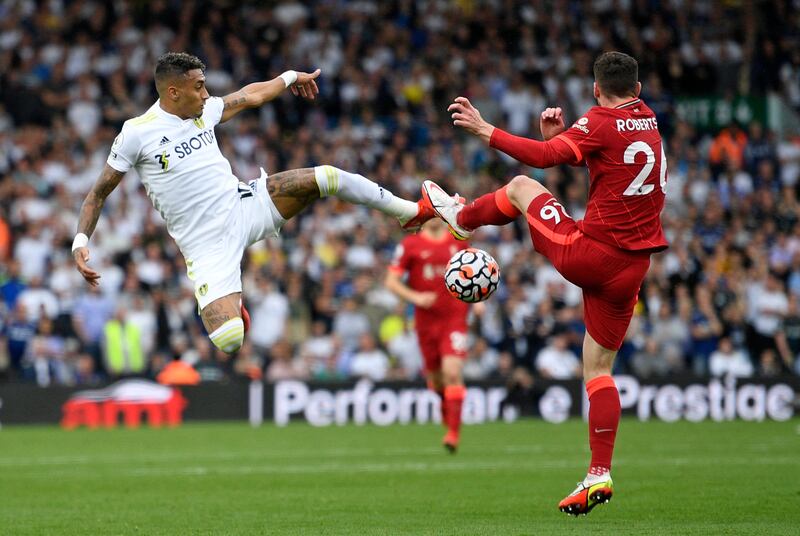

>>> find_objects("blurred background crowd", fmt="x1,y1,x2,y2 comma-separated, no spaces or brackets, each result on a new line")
2,0,800,387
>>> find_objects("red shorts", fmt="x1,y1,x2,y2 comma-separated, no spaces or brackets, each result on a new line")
416,322,468,374
526,193,651,350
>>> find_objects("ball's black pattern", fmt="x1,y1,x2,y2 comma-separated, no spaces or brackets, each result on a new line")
444,248,500,303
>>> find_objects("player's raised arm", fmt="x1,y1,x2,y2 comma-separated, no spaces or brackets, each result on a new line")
72,164,125,286
540,107,566,141
219,68,321,123
447,97,495,144
448,96,577,168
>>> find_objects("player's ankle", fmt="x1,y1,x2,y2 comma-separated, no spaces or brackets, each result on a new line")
588,465,610,478
455,211,474,232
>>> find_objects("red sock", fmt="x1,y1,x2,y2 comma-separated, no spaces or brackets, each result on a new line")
457,186,520,231
586,375,620,473
443,385,466,436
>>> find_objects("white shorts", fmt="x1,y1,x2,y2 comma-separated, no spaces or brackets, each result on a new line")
187,168,286,309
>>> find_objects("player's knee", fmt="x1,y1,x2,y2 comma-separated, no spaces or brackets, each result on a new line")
209,317,245,354
442,372,461,386
441,360,463,386
507,175,533,192
507,175,543,201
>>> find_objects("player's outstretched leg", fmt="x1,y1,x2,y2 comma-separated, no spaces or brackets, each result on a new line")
421,176,545,239
266,166,433,231
559,333,619,516
313,165,434,231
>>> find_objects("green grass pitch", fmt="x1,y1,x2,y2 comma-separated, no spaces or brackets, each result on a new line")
0,419,798,535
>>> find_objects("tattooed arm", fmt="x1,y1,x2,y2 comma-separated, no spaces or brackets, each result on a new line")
73,164,125,286
219,68,321,123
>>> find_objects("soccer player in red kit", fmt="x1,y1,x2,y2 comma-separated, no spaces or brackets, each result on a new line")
422,52,668,514
385,218,470,452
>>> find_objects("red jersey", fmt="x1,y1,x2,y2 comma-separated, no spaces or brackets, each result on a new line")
389,232,469,329
490,98,668,252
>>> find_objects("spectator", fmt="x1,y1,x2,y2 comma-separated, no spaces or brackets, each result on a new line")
381,315,423,381
332,296,371,353
349,333,389,381
73,352,102,386
265,339,306,382
776,295,800,373
748,271,788,360
3,303,36,378
650,300,691,371
462,337,500,381
535,332,581,380
689,287,723,374
157,356,201,386
25,317,67,387
299,320,338,376
632,339,675,378
709,337,754,378
227,341,260,380
709,123,748,171
0,260,27,311
102,307,146,377
193,338,227,382
16,276,58,324
248,278,290,353
758,349,783,377
71,285,115,372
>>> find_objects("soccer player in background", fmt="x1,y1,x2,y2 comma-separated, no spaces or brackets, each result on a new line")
424,52,668,514
73,52,432,355
385,218,470,452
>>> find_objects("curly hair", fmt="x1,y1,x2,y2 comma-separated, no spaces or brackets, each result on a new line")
154,52,205,84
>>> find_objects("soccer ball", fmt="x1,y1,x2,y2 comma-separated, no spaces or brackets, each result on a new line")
444,247,501,303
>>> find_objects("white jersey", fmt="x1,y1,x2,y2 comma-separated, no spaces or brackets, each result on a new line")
106,97,239,258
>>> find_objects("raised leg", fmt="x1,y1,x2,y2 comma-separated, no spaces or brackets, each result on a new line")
266,168,320,220
266,166,420,225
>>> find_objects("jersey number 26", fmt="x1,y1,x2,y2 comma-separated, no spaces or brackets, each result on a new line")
623,141,667,196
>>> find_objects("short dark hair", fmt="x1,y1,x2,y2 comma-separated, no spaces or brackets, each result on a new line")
154,52,205,85
593,52,638,98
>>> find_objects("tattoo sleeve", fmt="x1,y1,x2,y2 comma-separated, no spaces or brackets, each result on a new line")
77,164,125,237
222,90,248,110
267,168,320,200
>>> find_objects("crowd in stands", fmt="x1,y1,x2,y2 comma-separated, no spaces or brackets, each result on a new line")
2,0,800,387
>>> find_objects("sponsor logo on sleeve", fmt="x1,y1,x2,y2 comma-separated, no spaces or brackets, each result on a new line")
571,117,590,134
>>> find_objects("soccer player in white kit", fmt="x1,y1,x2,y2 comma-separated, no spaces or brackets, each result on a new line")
72,52,433,355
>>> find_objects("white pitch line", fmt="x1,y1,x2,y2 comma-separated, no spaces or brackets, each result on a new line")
6,455,798,480
0,444,550,467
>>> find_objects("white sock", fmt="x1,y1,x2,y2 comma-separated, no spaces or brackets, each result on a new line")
584,471,611,485
314,165,417,220
209,318,244,354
